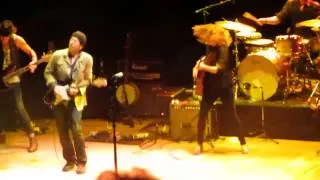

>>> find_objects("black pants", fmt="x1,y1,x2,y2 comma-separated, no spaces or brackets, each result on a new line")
0,84,34,134
197,87,246,146
54,102,87,165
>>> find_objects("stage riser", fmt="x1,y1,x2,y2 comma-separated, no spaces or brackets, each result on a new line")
227,105,318,140
169,103,320,141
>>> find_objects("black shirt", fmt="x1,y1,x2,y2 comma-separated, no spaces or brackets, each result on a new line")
277,0,320,38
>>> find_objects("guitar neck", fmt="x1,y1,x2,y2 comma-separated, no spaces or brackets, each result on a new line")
3,59,47,80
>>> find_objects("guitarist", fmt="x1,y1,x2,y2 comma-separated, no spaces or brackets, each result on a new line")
192,24,248,155
44,30,92,174
0,19,38,152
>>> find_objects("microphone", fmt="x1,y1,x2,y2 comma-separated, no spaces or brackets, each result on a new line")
112,72,124,79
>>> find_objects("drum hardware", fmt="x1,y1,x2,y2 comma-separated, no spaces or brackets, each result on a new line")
307,81,320,111
239,81,279,144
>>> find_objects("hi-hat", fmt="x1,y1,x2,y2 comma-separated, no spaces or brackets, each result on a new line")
296,19,320,28
215,20,256,32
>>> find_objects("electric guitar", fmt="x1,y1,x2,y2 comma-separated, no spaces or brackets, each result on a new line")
0,53,52,90
192,55,206,99
43,77,107,110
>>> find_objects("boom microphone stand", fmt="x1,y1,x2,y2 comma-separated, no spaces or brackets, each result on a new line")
195,0,233,53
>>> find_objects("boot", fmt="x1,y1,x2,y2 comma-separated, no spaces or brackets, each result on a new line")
27,134,38,153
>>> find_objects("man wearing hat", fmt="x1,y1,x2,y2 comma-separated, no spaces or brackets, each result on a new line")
44,30,93,174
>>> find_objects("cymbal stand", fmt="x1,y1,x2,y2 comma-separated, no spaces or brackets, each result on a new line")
256,85,279,144
230,30,241,100
283,66,291,102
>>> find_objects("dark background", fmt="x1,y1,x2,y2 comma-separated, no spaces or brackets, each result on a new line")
0,0,290,119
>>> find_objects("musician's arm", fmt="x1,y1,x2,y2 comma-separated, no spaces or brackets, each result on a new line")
192,56,206,78
198,61,218,74
257,16,281,25
14,34,38,72
198,46,228,74
43,54,57,89
257,0,289,26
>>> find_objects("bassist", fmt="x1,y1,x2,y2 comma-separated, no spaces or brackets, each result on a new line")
0,19,38,152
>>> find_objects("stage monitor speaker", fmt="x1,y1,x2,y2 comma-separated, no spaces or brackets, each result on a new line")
169,100,215,141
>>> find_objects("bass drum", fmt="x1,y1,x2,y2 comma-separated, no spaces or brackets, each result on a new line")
116,82,140,107
237,48,285,101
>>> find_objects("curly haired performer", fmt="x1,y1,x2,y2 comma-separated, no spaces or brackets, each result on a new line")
192,24,248,154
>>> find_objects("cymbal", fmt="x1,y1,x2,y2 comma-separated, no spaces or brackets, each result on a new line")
296,19,320,28
215,20,256,32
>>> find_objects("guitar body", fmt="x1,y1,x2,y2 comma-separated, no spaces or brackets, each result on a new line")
194,71,204,96
0,53,52,91
0,65,20,91
43,88,55,106
43,77,108,110
192,55,206,98
43,85,71,107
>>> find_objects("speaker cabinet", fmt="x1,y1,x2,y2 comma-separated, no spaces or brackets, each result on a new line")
169,100,215,141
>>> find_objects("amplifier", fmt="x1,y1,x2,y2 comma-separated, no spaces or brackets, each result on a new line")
169,99,216,141
130,61,163,80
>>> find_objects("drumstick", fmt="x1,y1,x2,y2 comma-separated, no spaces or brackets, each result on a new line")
243,12,262,26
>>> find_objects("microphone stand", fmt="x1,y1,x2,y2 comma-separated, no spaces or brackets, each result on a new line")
195,0,232,54
195,0,232,14
108,78,121,175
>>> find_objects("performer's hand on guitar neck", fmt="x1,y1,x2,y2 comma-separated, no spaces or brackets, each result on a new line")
27,52,52,73
28,61,37,73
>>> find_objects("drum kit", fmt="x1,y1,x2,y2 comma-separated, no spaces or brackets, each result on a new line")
208,19,320,103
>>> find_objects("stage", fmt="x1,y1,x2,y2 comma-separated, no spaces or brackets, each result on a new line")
1,118,320,180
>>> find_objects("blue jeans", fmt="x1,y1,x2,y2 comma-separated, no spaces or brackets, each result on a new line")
54,102,87,165
0,84,34,134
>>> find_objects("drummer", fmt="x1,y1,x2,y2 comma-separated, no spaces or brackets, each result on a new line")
256,0,320,39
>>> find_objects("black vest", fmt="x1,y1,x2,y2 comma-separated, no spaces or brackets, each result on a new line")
0,36,20,72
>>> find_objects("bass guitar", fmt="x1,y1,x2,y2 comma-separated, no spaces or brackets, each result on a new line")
43,77,108,110
0,53,52,90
